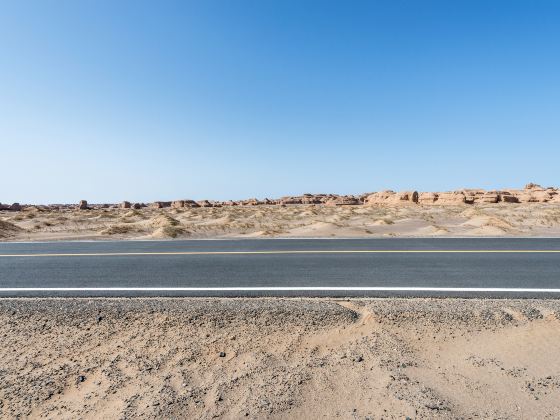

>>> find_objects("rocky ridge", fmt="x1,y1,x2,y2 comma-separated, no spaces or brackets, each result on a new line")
1,183,558,211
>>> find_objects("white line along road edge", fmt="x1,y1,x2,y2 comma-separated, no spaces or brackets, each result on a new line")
2,287,560,292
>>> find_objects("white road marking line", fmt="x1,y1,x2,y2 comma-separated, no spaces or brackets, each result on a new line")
1,287,560,292
1,250,559,257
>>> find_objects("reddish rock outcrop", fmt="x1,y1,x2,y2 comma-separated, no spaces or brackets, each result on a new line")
398,191,419,203
525,183,542,190
513,189,553,203
364,191,396,205
418,192,438,204
279,196,303,205
300,194,339,205
434,192,466,205
197,200,214,207
185,200,200,208
501,194,519,203
325,196,361,206
478,192,500,203
365,190,419,205
149,201,172,209
10,183,560,211
172,200,200,208
0,202,22,211
239,198,260,206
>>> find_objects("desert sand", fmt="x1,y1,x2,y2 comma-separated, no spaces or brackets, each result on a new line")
3,183,559,241
2,203,560,241
2,187,559,419
1,298,560,419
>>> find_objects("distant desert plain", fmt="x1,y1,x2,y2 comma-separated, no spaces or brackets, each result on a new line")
2,184,560,241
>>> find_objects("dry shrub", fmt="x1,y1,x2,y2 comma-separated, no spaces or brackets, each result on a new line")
100,225,135,235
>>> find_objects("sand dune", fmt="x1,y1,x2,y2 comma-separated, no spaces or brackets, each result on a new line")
0,220,21,239
2,203,560,241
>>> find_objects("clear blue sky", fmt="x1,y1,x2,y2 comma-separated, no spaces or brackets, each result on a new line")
1,1,559,203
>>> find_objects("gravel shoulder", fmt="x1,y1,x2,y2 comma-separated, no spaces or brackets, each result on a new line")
1,298,560,419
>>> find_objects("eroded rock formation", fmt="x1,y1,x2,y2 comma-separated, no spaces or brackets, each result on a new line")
2,184,558,212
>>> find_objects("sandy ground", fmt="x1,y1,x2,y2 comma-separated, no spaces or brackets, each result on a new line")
1,298,560,419
2,205,560,419
2,204,560,241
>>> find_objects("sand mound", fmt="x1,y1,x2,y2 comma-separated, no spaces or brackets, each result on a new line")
244,229,284,237
0,220,22,238
100,225,137,235
463,216,513,229
2,204,560,241
413,225,449,236
123,210,143,218
470,225,508,236
460,208,480,218
151,226,187,238
372,219,393,226
150,214,181,228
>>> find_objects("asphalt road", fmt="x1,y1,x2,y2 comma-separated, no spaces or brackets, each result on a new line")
0,238,559,297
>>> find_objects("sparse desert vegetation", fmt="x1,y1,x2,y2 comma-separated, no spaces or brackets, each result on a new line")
2,203,560,241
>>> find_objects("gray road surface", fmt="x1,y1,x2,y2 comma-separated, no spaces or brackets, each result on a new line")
0,238,559,297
